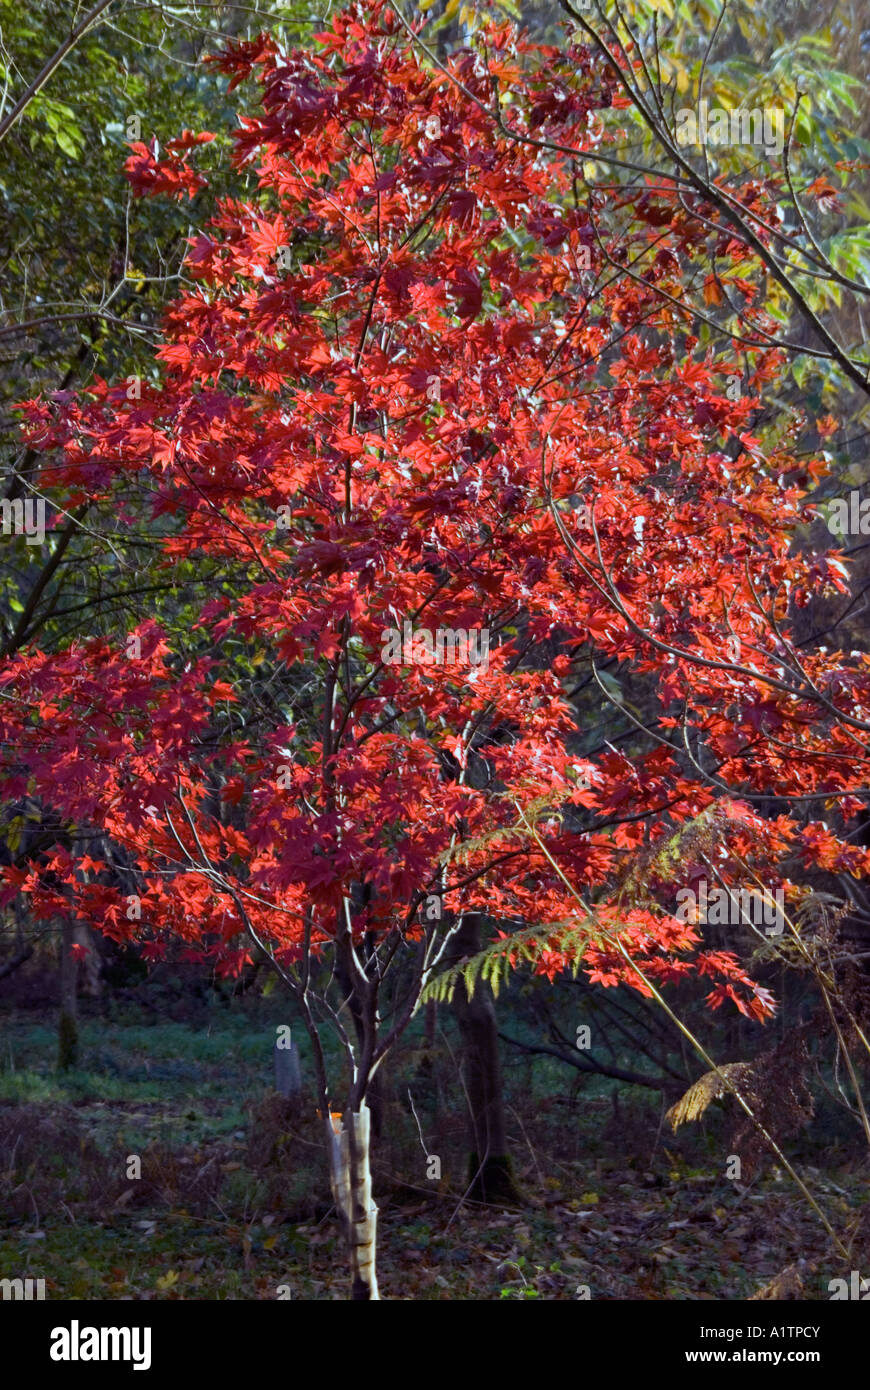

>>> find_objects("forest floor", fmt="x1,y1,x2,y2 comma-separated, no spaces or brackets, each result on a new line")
1,1004,867,1300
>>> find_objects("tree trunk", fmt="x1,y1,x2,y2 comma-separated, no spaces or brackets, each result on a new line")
327,1106,380,1300
73,922,102,995
335,939,385,1138
449,913,522,1204
57,918,79,1070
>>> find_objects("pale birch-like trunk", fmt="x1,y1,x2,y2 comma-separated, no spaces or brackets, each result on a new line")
327,1105,379,1300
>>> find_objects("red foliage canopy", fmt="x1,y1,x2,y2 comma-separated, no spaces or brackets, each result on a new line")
4,5,870,1022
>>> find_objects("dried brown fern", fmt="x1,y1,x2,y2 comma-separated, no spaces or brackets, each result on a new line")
666,1062,754,1130
666,1029,815,1181
729,1029,815,1179
750,1261,814,1300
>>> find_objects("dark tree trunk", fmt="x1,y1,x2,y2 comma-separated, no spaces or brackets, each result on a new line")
57,918,79,1070
449,912,522,1204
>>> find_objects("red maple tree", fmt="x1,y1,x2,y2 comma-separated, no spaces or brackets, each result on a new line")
4,5,870,1296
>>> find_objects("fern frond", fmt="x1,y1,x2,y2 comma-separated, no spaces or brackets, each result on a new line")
438,791,576,873
422,915,599,1004
665,1062,753,1130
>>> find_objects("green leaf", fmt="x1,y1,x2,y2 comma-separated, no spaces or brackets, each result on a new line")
55,129,81,159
